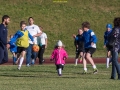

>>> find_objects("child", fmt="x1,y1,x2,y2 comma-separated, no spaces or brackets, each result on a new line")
9,35,17,65
82,21,98,74
9,21,34,70
73,28,84,66
50,40,68,76
37,26,47,64
104,24,112,68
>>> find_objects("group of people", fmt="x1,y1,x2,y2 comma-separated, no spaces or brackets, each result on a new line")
0,15,48,70
0,15,120,79
73,17,120,80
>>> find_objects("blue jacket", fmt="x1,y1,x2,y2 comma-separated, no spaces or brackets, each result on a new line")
9,44,17,53
0,23,8,45
9,30,34,47
104,30,112,45
74,34,84,50
83,29,97,48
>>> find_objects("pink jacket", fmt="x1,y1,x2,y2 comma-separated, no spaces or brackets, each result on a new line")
50,48,68,65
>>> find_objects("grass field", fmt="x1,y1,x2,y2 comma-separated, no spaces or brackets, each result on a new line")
0,64,120,90
0,0,120,56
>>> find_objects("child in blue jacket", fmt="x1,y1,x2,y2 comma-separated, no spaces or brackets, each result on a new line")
104,24,112,68
9,21,34,70
82,21,98,74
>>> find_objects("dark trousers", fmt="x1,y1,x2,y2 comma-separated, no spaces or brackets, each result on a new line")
0,45,8,64
38,45,45,64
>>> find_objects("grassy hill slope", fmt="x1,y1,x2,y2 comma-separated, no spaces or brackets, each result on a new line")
0,0,120,57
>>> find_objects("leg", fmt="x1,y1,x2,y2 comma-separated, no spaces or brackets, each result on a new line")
2,47,8,64
26,44,32,65
85,48,97,74
111,51,120,79
86,53,95,66
74,52,79,66
38,45,45,64
82,53,87,74
31,44,37,65
111,51,117,79
18,51,26,70
0,46,4,64
106,50,111,68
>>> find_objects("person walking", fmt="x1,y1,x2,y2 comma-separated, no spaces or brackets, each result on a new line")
110,17,120,80
26,17,41,66
37,26,47,65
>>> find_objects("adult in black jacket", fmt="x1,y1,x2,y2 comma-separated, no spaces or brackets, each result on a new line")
0,15,10,64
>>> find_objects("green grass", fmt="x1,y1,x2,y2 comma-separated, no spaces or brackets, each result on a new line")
0,0,120,56
0,64,120,90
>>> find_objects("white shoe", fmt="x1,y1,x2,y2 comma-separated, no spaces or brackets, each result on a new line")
17,66,21,70
26,64,30,67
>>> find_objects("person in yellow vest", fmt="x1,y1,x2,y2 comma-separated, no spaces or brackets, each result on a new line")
9,21,34,70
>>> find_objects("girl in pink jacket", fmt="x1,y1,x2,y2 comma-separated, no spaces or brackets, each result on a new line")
50,40,68,76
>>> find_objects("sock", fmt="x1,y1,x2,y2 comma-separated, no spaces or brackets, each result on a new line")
19,57,24,67
106,58,110,68
58,68,62,75
84,68,87,71
75,59,78,65
93,65,96,69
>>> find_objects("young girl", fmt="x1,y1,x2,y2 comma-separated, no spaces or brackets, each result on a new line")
104,24,112,68
9,21,34,70
73,28,84,66
50,40,68,76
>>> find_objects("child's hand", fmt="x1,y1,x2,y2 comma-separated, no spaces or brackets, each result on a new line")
103,45,106,48
63,57,67,60
72,34,76,38
91,42,94,46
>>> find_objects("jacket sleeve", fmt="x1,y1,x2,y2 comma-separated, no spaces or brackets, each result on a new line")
91,31,97,43
104,32,107,45
9,30,23,45
50,50,55,59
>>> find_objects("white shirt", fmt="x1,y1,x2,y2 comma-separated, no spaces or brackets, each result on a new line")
26,24,41,44
38,32,47,45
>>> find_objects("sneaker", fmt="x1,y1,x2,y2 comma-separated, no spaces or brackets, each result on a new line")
93,68,98,74
58,74,62,76
26,64,30,67
31,60,35,65
17,66,21,70
82,70,87,74
42,60,45,63
74,64,77,66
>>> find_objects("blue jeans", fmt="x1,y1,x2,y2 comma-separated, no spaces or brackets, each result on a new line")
26,44,37,65
111,51,120,78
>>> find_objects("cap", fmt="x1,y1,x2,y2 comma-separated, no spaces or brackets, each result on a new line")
57,40,62,47
106,24,112,29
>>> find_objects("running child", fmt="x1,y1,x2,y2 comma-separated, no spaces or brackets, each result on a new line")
73,28,84,66
82,21,98,74
104,24,112,68
9,21,34,70
50,40,68,76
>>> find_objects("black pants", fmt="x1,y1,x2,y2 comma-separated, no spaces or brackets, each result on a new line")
38,45,45,64
0,44,8,64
